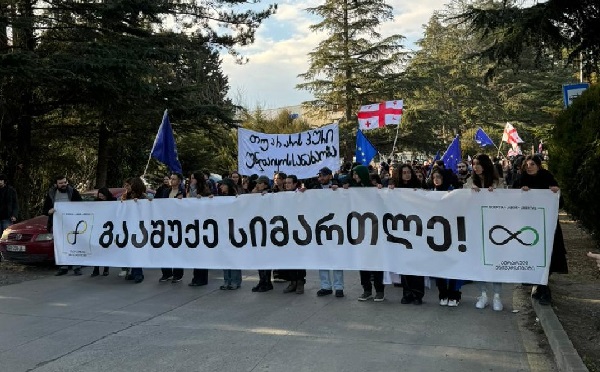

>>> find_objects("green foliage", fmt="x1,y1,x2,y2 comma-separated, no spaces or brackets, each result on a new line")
458,0,599,82
403,2,576,158
550,84,600,238
240,107,312,134
296,0,408,159
0,0,274,218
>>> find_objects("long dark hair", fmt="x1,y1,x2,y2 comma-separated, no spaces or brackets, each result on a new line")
96,187,116,201
472,153,499,188
430,168,450,191
395,164,421,188
129,177,146,199
192,171,211,196
220,178,238,196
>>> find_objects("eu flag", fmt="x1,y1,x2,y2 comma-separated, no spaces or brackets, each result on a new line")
356,129,377,166
150,110,182,174
441,135,461,173
474,127,495,147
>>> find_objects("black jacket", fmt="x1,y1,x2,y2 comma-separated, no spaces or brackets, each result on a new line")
42,185,82,232
0,185,19,220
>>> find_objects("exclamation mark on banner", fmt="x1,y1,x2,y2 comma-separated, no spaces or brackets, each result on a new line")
457,217,467,252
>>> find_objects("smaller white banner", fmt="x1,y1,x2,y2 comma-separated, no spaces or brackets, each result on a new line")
237,124,340,179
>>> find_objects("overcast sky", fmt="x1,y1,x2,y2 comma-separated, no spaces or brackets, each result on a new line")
221,0,450,110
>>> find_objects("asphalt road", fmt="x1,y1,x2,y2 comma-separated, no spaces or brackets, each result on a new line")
0,269,555,372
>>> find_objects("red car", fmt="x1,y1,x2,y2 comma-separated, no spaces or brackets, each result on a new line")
0,188,128,264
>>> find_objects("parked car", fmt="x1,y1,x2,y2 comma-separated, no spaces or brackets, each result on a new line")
0,187,134,264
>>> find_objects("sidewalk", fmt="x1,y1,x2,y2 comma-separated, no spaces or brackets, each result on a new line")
0,270,556,372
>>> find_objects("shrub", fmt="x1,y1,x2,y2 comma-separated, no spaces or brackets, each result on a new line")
550,84,600,240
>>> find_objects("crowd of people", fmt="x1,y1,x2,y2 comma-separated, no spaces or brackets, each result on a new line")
34,153,588,309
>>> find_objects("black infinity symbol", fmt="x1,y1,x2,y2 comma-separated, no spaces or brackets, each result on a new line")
489,225,539,246
67,220,87,245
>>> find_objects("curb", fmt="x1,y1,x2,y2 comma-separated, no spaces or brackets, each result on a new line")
531,296,589,372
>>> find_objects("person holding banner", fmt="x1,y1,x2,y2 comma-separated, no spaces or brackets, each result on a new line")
465,154,505,311
230,171,244,195
389,164,426,305
430,168,463,307
120,177,148,283
513,155,567,306
272,172,287,193
90,187,115,278
251,176,275,292
281,175,307,295
349,165,386,302
44,175,83,276
188,172,214,287
215,178,243,290
156,173,186,283
310,167,344,298
272,172,288,282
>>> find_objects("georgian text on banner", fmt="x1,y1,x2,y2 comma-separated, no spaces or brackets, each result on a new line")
54,189,559,285
237,124,339,178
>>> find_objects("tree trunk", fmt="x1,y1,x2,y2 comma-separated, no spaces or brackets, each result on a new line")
95,124,109,188
11,0,35,219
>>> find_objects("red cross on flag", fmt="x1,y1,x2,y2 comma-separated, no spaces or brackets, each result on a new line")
501,122,524,145
357,100,403,131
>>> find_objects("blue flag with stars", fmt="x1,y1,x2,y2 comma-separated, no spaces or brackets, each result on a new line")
356,129,377,166
474,127,495,147
150,110,183,174
441,135,461,173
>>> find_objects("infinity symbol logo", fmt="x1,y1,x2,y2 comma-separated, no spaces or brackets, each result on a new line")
489,225,539,246
67,220,87,245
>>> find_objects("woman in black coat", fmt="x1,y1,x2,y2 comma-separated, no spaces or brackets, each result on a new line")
389,164,425,305
513,155,567,305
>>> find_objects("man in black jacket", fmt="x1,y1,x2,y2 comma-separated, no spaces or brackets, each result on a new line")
42,175,82,276
0,174,19,237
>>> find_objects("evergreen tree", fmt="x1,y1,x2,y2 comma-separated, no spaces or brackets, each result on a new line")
0,0,275,217
296,0,408,160
403,3,576,157
459,0,599,81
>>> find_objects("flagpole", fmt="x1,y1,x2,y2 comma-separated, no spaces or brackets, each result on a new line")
142,154,153,180
389,121,401,160
143,109,169,179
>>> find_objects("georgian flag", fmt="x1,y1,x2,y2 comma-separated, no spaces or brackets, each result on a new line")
357,100,403,131
502,122,524,145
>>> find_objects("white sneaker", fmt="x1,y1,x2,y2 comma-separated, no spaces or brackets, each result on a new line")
439,298,448,306
475,293,489,309
493,294,503,311
118,270,128,277
447,299,459,307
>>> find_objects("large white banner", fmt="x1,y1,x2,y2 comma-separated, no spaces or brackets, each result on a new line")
54,189,559,284
237,123,340,178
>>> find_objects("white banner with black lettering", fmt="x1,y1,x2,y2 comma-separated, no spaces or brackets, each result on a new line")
237,123,339,178
53,188,559,284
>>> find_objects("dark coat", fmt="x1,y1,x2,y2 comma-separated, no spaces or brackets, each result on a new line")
155,184,186,199
513,169,568,274
0,185,19,220
42,185,82,233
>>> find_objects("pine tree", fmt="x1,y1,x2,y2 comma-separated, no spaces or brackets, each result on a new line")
459,0,599,81
0,0,275,216
296,0,408,160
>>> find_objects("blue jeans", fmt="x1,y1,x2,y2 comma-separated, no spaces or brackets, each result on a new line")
0,219,11,237
319,270,344,290
223,270,242,287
